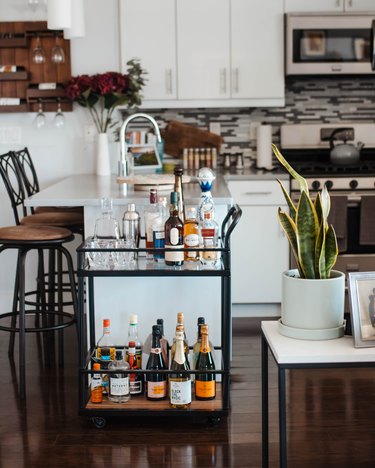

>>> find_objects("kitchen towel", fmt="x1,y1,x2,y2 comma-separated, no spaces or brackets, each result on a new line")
360,196,375,245
256,124,273,169
328,196,348,253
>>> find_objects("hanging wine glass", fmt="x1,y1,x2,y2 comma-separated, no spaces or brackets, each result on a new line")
27,0,39,11
51,35,65,64
34,101,46,129
32,36,46,64
54,99,65,128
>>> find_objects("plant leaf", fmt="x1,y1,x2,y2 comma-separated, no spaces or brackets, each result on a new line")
317,222,326,278
278,208,304,277
272,144,309,195
320,184,331,228
276,178,297,221
296,191,318,279
324,225,338,278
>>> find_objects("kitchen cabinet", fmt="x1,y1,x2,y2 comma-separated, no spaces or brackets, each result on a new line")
227,180,289,304
119,0,284,108
284,0,375,12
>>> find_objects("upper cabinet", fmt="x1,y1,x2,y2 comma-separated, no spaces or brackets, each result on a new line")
119,0,285,108
285,0,375,12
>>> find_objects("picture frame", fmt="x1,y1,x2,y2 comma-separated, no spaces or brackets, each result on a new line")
348,271,375,347
130,144,162,172
300,31,326,57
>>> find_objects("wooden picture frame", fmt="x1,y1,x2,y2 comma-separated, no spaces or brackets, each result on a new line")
348,272,375,347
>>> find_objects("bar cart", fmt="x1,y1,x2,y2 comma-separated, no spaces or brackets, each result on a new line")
77,204,241,428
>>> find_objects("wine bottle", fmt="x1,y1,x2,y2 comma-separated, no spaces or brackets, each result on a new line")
164,191,184,266
169,330,191,409
195,324,216,400
108,350,131,403
173,165,185,223
127,340,144,395
156,318,169,368
146,325,167,401
91,362,103,404
170,312,189,366
192,317,206,371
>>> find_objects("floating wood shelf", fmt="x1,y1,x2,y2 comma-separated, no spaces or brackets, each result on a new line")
0,35,27,48
0,103,28,113
0,71,28,81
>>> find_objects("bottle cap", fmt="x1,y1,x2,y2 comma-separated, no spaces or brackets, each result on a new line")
174,165,183,176
93,363,101,370
170,191,178,204
103,318,110,327
115,350,122,360
187,206,197,218
198,317,205,325
129,314,138,325
156,318,164,325
177,312,184,323
150,188,157,204
127,203,136,212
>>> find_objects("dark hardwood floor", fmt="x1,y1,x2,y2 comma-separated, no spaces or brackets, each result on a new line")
1,317,375,467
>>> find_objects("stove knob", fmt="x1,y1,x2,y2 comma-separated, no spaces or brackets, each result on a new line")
325,180,333,190
311,180,321,190
349,179,358,190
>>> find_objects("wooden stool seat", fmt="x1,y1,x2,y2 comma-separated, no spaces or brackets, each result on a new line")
20,211,83,229
0,225,73,242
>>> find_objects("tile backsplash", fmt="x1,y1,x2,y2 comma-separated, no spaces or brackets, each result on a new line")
122,78,375,164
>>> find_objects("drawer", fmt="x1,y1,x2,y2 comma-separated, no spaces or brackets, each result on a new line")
227,180,289,206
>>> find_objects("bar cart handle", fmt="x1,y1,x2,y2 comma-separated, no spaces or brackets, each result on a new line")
221,204,242,249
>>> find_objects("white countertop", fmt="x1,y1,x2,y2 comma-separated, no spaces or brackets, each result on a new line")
25,174,232,207
262,320,375,364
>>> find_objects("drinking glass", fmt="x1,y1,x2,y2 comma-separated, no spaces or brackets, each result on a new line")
51,36,65,64
34,101,46,129
32,36,46,64
54,100,65,128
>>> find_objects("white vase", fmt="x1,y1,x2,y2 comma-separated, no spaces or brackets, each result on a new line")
96,133,111,176
279,269,346,340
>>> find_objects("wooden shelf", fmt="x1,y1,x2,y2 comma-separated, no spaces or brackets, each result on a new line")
0,103,28,113
0,35,27,48
26,86,67,100
0,71,28,81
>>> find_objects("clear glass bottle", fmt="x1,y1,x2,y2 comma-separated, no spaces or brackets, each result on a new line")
169,330,192,409
108,350,131,403
127,340,144,395
146,325,167,401
94,197,120,240
183,206,199,262
195,324,216,400
91,362,103,404
144,188,159,259
96,318,115,396
152,196,168,262
174,165,185,223
199,209,220,266
164,191,184,266
125,314,142,368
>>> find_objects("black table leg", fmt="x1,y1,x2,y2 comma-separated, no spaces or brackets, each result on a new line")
279,367,287,468
261,333,269,468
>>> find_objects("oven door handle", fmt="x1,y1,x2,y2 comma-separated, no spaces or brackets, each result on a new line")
371,20,375,71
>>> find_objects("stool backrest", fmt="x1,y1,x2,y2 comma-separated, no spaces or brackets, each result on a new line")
0,151,29,225
12,147,40,198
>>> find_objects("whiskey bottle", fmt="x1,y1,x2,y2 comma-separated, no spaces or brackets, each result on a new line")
195,324,216,400
169,330,191,409
96,318,115,361
91,362,103,404
199,209,220,266
164,191,184,266
173,165,185,223
146,325,167,401
183,206,199,262
108,350,131,403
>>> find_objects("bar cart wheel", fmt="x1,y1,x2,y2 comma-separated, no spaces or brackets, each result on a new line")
90,416,107,429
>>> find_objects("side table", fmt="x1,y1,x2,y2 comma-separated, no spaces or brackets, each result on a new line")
261,320,375,468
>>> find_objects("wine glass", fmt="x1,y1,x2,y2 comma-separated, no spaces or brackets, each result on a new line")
54,100,65,128
32,36,46,64
34,101,46,129
27,0,39,11
51,36,65,64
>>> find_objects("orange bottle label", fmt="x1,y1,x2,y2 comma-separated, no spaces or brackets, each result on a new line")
195,380,216,398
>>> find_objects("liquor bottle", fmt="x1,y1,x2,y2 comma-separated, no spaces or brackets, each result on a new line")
144,188,159,259
122,203,141,248
195,324,216,400
108,350,131,403
94,197,120,240
91,362,103,404
170,312,189,366
196,167,216,222
164,191,184,266
96,318,115,361
199,209,220,266
183,206,199,262
125,314,142,368
152,196,168,262
156,318,169,368
169,330,192,409
146,325,167,401
173,165,185,223
127,340,144,395
192,317,206,371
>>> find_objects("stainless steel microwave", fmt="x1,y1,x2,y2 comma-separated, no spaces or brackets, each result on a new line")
285,13,375,76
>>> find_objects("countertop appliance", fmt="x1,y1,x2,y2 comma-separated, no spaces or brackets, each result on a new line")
285,12,375,76
280,122,375,314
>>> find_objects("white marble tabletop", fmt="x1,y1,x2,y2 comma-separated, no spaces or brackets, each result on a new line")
262,320,375,364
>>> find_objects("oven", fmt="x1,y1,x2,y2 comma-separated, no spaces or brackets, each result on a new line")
281,122,375,319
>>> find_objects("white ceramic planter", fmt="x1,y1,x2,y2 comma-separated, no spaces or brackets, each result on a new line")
279,269,346,340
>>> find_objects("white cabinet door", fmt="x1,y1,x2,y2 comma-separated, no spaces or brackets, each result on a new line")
119,0,177,101
345,0,375,11
284,0,344,12
176,0,230,100
228,181,289,304
231,0,284,100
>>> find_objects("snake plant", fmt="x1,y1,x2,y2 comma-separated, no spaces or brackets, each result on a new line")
272,144,338,279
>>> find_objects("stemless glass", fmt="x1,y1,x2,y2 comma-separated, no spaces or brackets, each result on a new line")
32,36,46,64
34,101,46,129
54,100,65,128
51,36,65,64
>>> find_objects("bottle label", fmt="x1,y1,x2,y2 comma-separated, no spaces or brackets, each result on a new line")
91,378,102,390
165,246,184,262
154,231,165,240
130,379,143,394
184,233,199,247
201,228,215,237
146,213,160,242
110,377,129,396
150,347,162,354
195,380,216,398
147,380,167,398
170,380,192,405
170,227,180,246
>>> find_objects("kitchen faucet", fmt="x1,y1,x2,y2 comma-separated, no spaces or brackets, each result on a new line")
118,113,162,176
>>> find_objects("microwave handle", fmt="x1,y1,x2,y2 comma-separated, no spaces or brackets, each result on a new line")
371,20,375,71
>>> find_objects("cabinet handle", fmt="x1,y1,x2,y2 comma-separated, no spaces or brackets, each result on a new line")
233,68,239,93
243,191,272,195
220,68,227,93
166,69,173,94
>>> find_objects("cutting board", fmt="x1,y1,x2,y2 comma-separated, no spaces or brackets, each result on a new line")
116,173,192,191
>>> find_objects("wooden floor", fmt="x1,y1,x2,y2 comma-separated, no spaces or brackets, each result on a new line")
1,317,375,467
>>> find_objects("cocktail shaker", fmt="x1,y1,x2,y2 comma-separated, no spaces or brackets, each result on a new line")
122,203,141,248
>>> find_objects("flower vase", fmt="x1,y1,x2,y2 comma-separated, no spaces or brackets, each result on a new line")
96,133,111,176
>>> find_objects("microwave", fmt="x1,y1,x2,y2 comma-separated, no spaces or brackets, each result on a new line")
285,13,375,76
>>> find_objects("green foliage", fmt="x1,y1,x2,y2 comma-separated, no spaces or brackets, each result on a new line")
272,144,338,279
